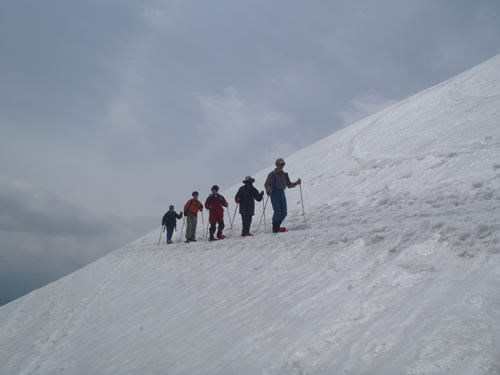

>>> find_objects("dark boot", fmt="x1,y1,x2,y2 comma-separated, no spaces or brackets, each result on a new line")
272,222,280,233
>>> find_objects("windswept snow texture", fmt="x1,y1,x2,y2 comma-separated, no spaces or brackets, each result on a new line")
1,55,500,375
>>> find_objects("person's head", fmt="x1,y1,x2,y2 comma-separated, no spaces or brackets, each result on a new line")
243,176,255,185
211,185,219,194
275,158,285,170
169,205,174,211
192,191,199,199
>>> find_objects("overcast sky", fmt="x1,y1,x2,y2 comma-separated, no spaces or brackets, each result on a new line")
1,0,499,305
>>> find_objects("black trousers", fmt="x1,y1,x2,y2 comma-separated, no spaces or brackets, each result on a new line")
166,225,175,241
209,221,225,238
241,213,253,235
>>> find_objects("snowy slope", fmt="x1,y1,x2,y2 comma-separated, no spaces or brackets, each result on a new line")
1,55,499,375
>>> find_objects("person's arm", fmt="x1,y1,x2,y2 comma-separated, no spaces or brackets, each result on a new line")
253,187,263,202
205,197,211,210
235,188,242,203
221,195,228,207
264,172,274,194
198,202,203,212
176,211,182,219
285,173,300,188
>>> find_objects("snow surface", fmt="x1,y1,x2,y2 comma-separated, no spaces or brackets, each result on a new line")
1,54,500,375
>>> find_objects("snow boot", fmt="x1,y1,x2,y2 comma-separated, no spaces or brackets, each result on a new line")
272,223,280,233
279,227,287,232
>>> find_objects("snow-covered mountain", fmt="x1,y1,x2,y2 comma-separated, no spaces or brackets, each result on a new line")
1,55,499,375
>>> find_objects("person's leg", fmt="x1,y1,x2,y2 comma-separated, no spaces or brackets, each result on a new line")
271,189,283,232
217,220,225,238
167,227,174,243
186,216,193,241
190,215,198,241
209,217,217,240
247,214,253,234
280,193,288,223
242,214,251,235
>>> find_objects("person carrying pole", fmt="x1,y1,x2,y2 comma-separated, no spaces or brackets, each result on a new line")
205,185,228,241
235,176,264,236
183,191,204,243
264,158,301,233
161,205,183,244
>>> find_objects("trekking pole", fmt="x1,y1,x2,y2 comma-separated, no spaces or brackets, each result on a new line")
200,210,204,239
299,183,306,222
157,226,164,247
231,204,238,228
256,195,270,233
179,216,186,241
263,198,267,232
226,207,233,230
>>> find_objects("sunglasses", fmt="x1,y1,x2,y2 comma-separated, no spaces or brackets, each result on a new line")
278,162,285,166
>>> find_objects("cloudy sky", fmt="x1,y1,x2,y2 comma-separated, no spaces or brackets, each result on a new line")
1,0,499,305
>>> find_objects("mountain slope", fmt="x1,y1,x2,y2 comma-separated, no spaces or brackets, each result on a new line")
1,54,499,375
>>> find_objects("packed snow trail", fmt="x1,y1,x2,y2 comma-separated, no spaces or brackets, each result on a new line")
0,55,499,374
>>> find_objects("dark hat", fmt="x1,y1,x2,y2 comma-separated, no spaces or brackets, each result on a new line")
211,185,219,192
169,205,174,209
192,191,199,196
275,158,285,165
243,176,255,184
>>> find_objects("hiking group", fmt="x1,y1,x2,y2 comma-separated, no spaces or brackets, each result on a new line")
160,158,301,245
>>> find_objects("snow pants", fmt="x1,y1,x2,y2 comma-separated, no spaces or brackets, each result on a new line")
271,188,287,230
186,215,197,241
241,213,253,236
166,225,175,242
209,221,225,238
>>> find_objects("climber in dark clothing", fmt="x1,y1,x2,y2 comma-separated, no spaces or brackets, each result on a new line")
235,176,264,236
162,205,183,244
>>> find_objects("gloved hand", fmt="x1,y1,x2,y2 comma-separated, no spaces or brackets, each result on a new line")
179,212,183,217
184,211,187,216
236,199,240,204
162,225,166,232
266,186,272,195
260,191,264,196
296,178,302,185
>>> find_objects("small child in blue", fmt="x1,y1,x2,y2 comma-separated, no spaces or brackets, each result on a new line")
162,205,183,244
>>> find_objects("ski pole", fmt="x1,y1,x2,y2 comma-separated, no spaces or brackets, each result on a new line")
263,198,266,232
226,207,233,230
200,210,204,239
256,195,270,233
179,216,186,241
231,203,239,228
299,183,306,222
205,208,210,240
158,226,164,247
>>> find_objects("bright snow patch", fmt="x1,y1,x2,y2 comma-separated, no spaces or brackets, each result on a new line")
1,54,499,375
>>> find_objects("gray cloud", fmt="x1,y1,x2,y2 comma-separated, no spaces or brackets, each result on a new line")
0,178,156,305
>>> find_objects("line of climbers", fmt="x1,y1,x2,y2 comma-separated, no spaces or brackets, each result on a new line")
161,158,301,244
